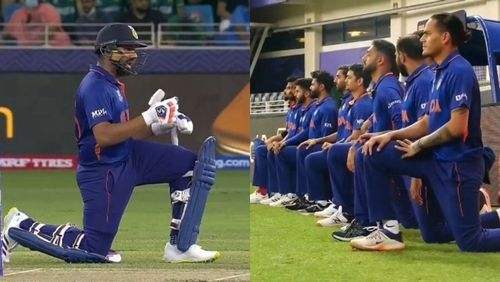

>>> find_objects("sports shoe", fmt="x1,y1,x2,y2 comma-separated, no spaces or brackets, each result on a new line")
314,203,338,218
164,243,221,263
2,207,29,263
285,198,312,211
269,193,297,207
299,202,329,215
260,193,282,205
331,219,377,242
350,228,405,251
316,206,352,227
250,190,268,204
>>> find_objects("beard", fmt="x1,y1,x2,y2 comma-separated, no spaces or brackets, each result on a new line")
310,89,320,98
398,62,408,77
363,61,376,75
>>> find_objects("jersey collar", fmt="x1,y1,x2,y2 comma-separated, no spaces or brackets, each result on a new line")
435,51,461,70
406,64,429,85
89,64,121,86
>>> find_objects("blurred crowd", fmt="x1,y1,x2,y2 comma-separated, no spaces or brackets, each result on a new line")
0,0,249,46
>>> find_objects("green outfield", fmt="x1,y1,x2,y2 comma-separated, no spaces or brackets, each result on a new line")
251,204,500,282
1,170,249,281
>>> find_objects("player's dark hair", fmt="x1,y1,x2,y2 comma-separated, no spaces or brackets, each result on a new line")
337,65,349,77
311,70,334,92
286,76,299,84
430,13,467,47
412,30,424,39
372,39,399,77
295,78,312,91
396,34,424,60
349,64,372,89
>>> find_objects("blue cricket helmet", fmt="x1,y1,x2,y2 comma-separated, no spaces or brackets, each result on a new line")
94,23,147,54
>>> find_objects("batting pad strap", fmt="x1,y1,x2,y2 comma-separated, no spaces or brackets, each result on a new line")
170,219,181,231
50,223,73,247
29,222,46,235
9,227,110,263
171,188,190,203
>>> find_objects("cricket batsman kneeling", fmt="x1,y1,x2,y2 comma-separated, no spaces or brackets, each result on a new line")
1,23,220,263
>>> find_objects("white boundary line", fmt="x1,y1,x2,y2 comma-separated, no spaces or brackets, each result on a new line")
211,272,250,281
5,268,43,277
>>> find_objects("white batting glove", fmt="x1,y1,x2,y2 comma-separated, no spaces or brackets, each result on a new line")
151,122,175,136
176,112,193,134
141,97,178,127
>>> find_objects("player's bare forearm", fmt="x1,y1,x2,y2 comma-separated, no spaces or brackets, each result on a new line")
349,130,362,141
266,134,282,144
317,132,337,144
391,115,429,141
132,124,154,140
93,117,149,147
417,107,469,150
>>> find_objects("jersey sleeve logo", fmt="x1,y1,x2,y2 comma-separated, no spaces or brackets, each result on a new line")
91,108,108,119
455,93,468,102
387,99,401,109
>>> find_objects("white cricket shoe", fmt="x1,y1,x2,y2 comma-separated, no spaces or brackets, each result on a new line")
350,228,405,251
316,206,350,227
250,190,268,204
2,207,29,263
314,203,338,218
260,193,282,205
269,193,297,207
164,243,220,263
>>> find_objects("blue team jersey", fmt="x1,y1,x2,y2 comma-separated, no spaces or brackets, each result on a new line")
285,103,301,138
285,101,316,146
427,51,483,161
308,96,338,139
402,64,433,128
75,65,131,166
344,93,373,139
336,93,353,142
371,74,403,132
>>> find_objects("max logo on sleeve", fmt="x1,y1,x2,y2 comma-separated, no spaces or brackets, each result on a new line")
91,108,108,119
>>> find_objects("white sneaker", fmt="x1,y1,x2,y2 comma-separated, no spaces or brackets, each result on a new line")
316,206,350,227
269,194,297,207
250,190,268,204
164,243,220,263
314,203,337,218
2,207,29,263
350,228,405,251
260,193,282,205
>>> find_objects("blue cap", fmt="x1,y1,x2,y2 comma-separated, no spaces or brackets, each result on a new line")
94,23,147,53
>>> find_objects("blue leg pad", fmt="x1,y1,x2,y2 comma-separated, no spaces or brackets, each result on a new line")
177,136,216,252
9,227,109,263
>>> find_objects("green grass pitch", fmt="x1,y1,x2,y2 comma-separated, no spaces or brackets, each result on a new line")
251,203,500,282
1,170,249,279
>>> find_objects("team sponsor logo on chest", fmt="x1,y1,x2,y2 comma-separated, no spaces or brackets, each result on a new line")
428,99,442,113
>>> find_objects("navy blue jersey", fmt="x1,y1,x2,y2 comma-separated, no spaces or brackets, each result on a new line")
402,64,433,127
337,93,353,142
344,93,373,139
75,65,131,166
285,103,301,138
427,51,483,161
371,73,403,132
285,102,316,146
308,96,338,139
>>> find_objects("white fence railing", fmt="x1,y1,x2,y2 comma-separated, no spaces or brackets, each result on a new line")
0,22,249,49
